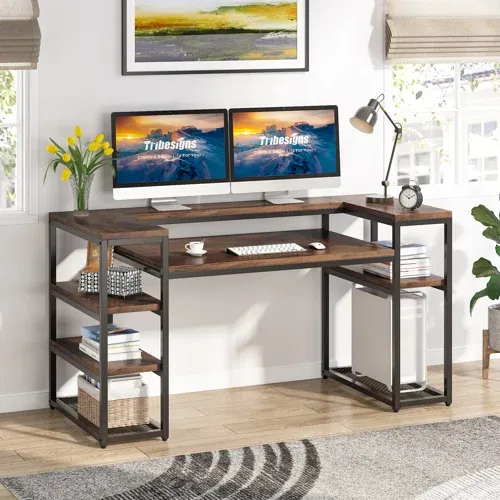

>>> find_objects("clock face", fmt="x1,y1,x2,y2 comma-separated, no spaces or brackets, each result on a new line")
399,187,419,209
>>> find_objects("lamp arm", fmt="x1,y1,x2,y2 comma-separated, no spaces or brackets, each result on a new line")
378,102,403,196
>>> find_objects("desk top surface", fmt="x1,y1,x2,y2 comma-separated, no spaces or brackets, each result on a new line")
115,229,395,278
49,195,452,241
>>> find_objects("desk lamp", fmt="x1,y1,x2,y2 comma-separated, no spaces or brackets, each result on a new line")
350,94,403,204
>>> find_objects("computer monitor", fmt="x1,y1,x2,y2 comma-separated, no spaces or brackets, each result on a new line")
229,106,341,204
112,109,230,211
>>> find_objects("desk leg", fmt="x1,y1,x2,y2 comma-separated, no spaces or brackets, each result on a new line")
99,241,109,449
392,223,401,413
370,221,378,242
322,270,330,379
49,223,57,409
444,220,453,406
161,236,169,441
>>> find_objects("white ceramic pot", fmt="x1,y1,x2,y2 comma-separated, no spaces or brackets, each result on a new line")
488,304,500,351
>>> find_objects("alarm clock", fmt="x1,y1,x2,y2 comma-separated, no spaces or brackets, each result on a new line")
399,181,423,210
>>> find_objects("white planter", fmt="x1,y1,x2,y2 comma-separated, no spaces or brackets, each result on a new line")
488,304,500,351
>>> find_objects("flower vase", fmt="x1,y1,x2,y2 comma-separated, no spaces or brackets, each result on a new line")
70,173,94,217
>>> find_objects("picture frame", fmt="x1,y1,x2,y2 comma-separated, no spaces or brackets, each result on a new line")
122,0,309,76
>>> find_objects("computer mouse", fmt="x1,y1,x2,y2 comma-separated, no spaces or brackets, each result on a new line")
309,242,326,250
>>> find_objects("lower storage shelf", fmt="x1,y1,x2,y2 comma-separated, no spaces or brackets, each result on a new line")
323,367,446,408
55,397,162,442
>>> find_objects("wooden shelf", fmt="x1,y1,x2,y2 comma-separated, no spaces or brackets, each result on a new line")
51,337,161,377
51,281,161,315
49,196,452,241
328,265,446,290
115,229,395,278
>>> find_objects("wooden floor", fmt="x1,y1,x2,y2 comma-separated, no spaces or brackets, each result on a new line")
1,360,500,498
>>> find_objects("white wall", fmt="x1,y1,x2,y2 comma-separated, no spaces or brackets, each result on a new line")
0,0,493,413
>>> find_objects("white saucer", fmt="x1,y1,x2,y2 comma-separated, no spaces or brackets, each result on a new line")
186,249,207,257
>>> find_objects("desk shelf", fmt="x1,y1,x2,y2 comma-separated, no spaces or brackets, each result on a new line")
114,229,394,279
327,265,446,291
52,397,162,444
51,282,161,317
50,337,161,378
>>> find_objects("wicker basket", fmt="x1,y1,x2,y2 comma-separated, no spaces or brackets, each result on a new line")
77,376,150,429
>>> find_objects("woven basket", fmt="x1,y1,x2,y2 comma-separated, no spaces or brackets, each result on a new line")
77,377,150,429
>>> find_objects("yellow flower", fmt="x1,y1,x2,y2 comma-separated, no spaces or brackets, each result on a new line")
101,142,110,150
88,142,100,152
68,136,76,146
103,148,114,156
46,144,58,154
95,133,104,143
75,126,83,139
62,153,71,162
61,168,71,181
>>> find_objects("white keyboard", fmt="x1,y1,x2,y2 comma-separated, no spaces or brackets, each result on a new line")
226,243,307,257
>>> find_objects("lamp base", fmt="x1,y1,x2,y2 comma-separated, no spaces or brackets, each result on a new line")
366,194,395,205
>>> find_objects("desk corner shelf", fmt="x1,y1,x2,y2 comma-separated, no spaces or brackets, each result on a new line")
49,197,452,447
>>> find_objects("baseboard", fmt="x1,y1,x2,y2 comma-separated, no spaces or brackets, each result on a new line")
426,344,483,366
0,345,488,413
0,390,49,414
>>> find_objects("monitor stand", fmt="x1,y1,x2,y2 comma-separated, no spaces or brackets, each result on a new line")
151,198,192,212
264,191,305,205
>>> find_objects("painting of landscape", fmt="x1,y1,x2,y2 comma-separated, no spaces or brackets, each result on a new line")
134,0,300,64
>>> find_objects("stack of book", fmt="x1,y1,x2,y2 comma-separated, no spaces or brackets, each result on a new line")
79,324,141,362
363,240,430,279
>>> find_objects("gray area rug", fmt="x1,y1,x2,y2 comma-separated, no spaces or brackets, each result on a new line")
3,416,500,499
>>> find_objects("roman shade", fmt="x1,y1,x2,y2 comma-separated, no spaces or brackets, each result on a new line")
0,0,40,70
386,0,500,61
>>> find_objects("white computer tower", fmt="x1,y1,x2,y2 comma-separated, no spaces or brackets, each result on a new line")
352,286,427,391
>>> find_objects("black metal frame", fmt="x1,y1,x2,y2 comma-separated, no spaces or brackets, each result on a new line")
48,222,170,448
321,216,453,412
121,0,310,76
48,206,452,447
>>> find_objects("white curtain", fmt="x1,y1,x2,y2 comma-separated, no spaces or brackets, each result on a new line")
386,0,500,61
0,0,40,70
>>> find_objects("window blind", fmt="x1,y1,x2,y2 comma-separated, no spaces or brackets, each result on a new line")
0,0,40,70
386,0,500,61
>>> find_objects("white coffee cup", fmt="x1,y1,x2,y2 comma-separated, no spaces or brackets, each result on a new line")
185,241,205,254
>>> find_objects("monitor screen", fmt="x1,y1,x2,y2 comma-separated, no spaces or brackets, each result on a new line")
230,106,340,182
112,110,229,188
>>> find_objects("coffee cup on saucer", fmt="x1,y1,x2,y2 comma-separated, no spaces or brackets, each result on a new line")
185,241,206,256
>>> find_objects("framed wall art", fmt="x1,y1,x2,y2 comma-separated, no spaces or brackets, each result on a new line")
122,0,309,75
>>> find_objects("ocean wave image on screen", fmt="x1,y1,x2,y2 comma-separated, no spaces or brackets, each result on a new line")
115,113,227,185
232,109,337,179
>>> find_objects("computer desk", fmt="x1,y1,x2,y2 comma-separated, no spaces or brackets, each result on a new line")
48,195,452,448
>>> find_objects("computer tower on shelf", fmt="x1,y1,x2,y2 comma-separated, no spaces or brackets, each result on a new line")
352,286,426,392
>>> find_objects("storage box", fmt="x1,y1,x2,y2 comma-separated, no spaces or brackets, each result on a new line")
77,376,150,428
78,267,142,297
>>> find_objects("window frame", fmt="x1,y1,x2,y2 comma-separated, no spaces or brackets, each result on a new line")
384,63,500,200
0,70,38,225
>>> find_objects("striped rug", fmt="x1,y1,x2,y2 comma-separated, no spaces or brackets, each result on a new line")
2,416,500,499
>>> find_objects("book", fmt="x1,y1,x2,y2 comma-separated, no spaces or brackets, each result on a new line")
365,258,430,269
84,374,142,390
79,343,142,362
363,267,430,279
375,240,427,257
81,324,140,344
82,337,140,354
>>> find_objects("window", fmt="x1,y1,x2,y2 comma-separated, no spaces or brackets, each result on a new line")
0,70,37,222
389,63,500,191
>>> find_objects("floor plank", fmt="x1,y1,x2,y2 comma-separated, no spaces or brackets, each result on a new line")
0,360,498,480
